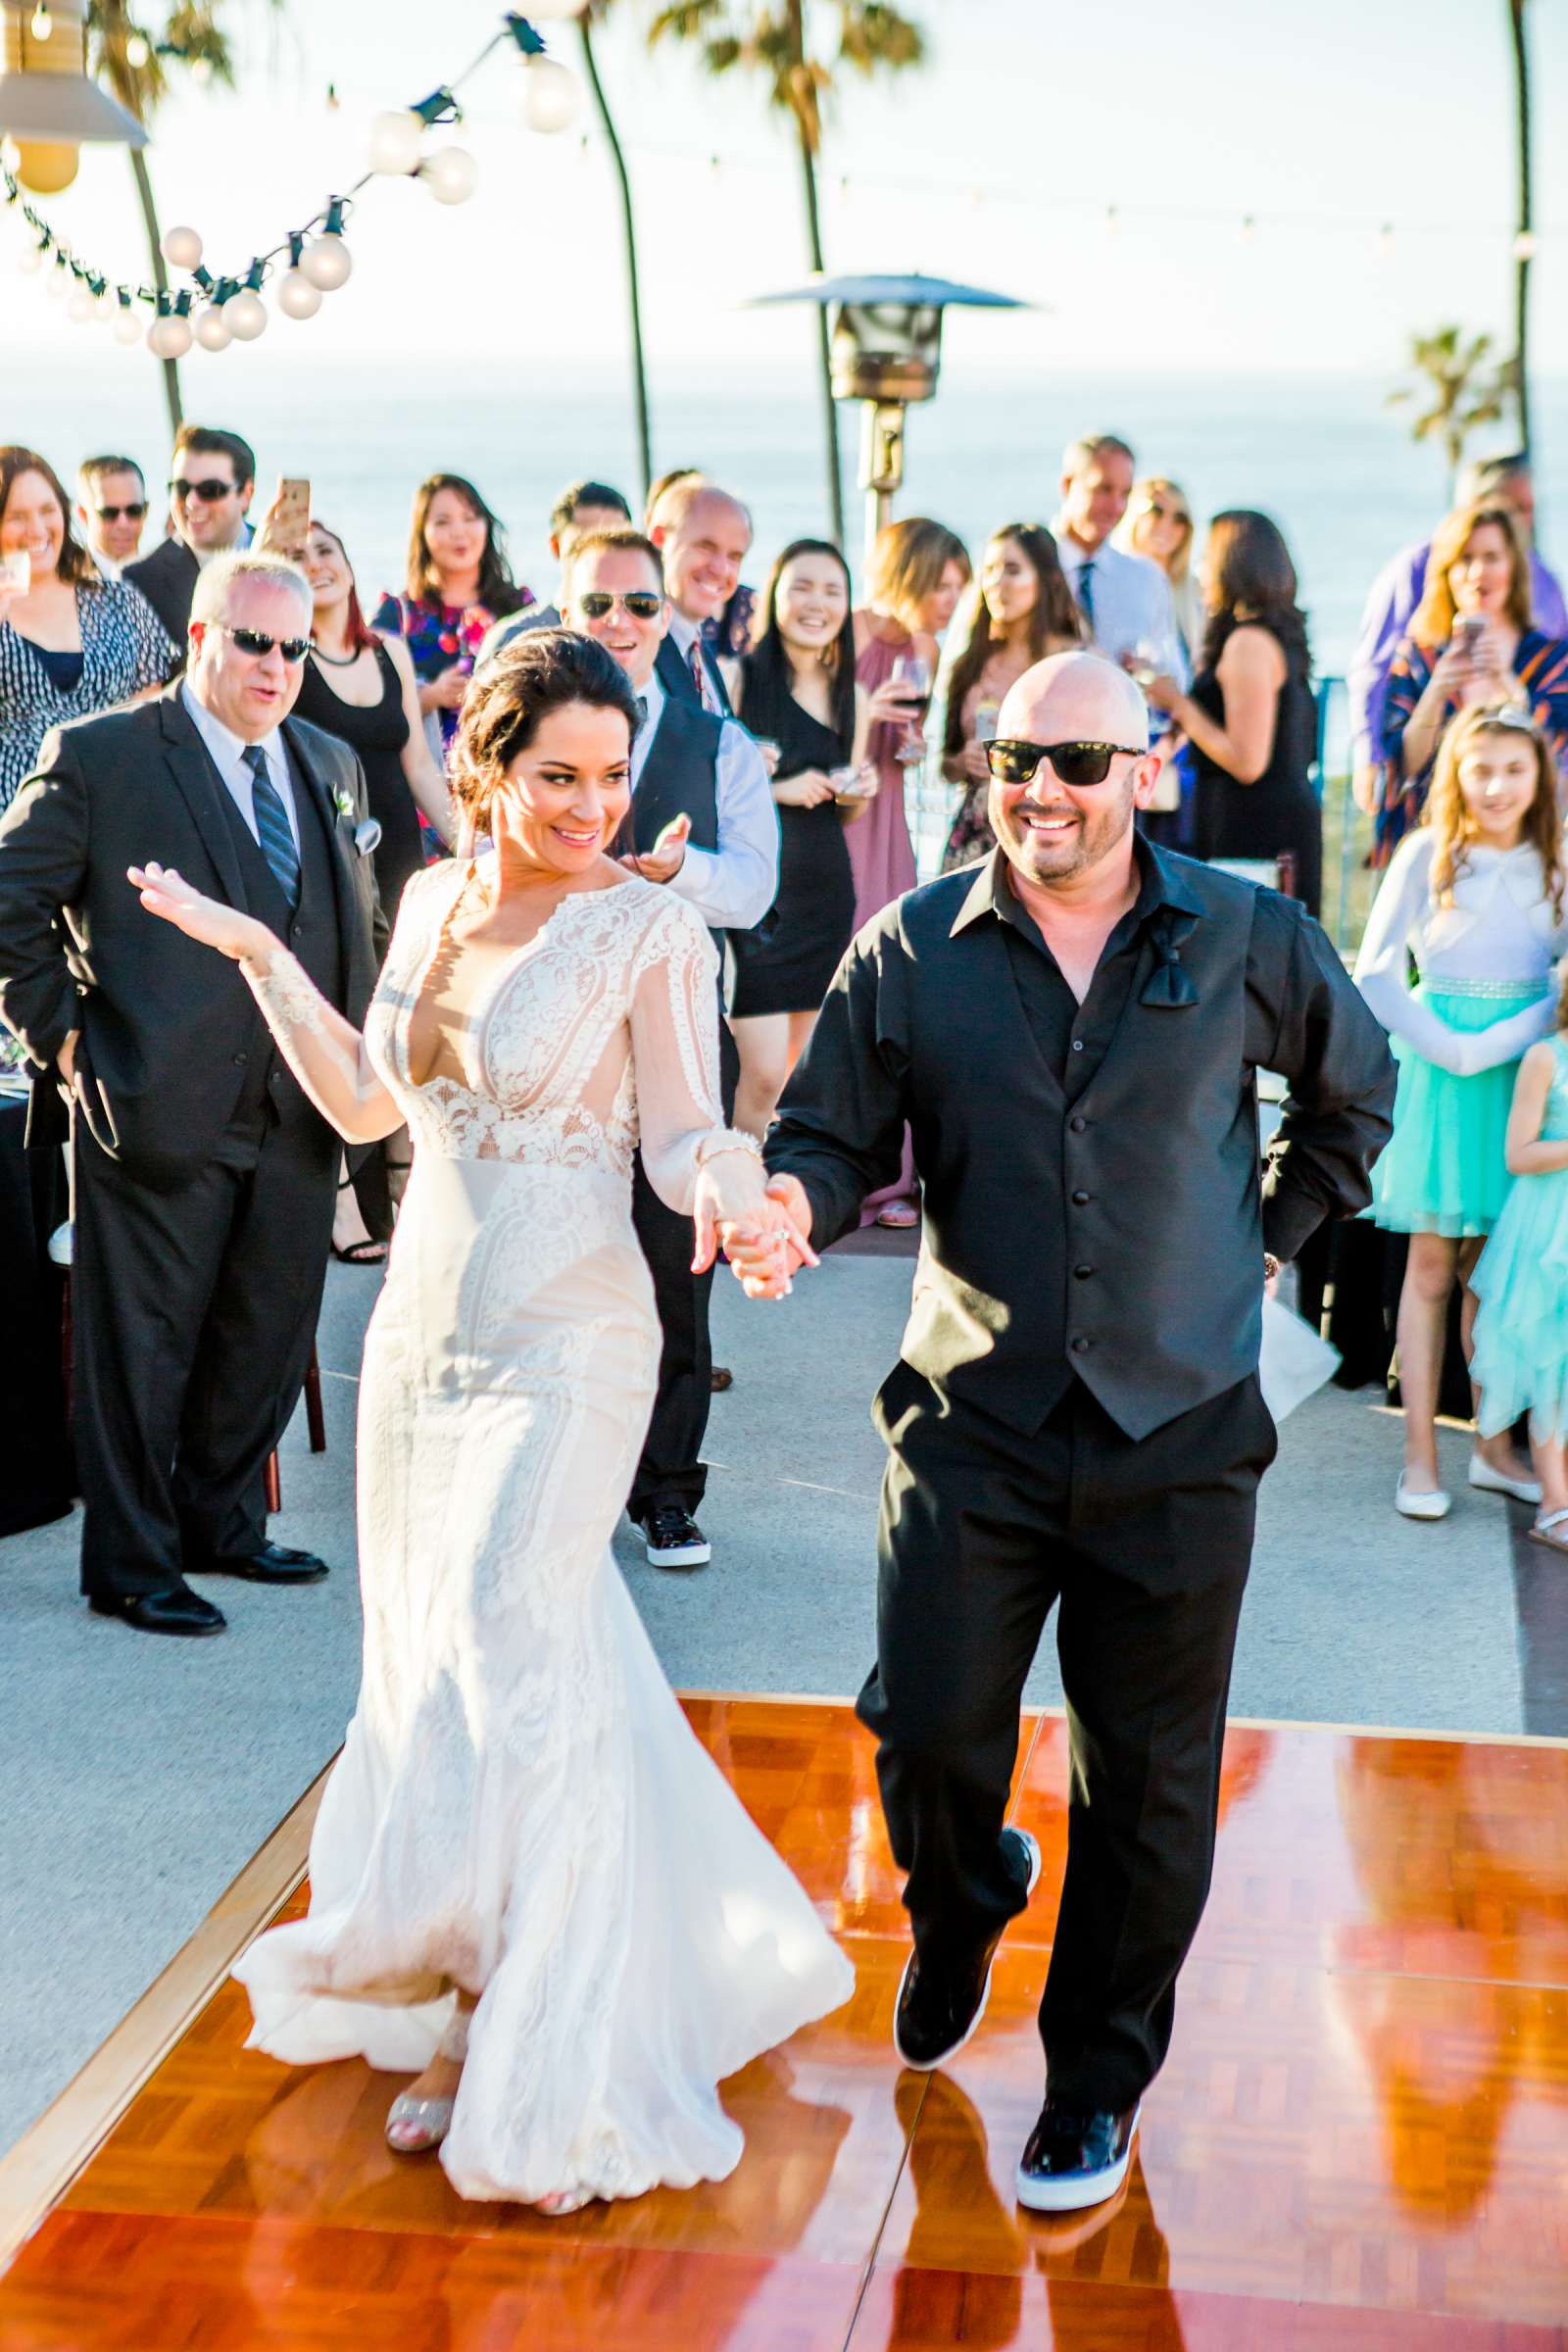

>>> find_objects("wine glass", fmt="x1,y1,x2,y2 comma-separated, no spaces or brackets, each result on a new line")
889,653,933,767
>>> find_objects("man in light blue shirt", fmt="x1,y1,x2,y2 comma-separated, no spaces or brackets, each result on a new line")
1051,434,1187,686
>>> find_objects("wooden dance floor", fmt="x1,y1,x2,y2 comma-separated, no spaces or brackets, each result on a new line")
3,1697,1567,2348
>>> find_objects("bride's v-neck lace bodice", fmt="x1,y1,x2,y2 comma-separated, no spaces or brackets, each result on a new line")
363,859,722,1196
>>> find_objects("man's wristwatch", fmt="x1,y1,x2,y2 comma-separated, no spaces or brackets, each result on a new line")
1263,1252,1282,1284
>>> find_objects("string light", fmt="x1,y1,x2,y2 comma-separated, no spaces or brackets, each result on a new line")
3,11,576,353
29,4,52,40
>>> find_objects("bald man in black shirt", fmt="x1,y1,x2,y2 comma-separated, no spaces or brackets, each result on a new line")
727,654,1394,2213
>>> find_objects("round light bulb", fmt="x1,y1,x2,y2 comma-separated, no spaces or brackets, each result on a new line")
222,287,268,340
275,267,322,319
421,145,477,206
521,55,580,134
368,109,424,175
44,259,70,298
95,284,119,319
68,284,96,323
190,56,213,85
125,31,150,67
298,232,352,291
30,4,52,40
148,313,192,359
160,223,203,270
17,243,43,275
114,304,144,345
194,302,231,351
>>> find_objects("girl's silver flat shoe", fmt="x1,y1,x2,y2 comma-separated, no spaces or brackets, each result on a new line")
385,2092,456,2154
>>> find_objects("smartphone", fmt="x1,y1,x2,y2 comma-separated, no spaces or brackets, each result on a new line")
0,549,31,594
1455,613,1486,658
271,475,311,560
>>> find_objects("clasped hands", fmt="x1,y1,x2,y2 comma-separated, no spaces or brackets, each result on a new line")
692,1166,817,1301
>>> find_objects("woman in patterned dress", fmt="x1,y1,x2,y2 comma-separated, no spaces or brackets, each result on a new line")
372,471,533,767
0,447,173,810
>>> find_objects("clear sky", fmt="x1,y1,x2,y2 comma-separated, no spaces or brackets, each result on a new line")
7,0,1566,376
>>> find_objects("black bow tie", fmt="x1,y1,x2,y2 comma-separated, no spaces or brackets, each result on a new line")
1140,907,1200,1008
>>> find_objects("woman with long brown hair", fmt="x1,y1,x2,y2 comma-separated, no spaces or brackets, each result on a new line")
1145,509,1321,912
939,523,1081,871
0,445,173,810
372,472,532,758
1378,498,1568,858
853,516,971,925
1355,703,1568,1520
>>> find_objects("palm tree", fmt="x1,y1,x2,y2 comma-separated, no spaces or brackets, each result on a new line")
1506,0,1533,456
1387,325,1518,490
648,0,925,546
88,3,283,436
578,3,653,505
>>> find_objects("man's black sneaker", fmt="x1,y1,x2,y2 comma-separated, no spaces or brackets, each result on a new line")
894,1827,1041,2070
1015,2101,1140,2212
635,1506,711,1570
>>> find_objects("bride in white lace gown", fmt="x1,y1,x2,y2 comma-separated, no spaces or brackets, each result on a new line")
129,634,853,2210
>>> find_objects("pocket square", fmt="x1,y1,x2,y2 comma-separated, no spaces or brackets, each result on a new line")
354,817,383,858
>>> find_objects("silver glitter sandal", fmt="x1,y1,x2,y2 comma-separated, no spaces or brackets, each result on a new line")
385,2004,470,2155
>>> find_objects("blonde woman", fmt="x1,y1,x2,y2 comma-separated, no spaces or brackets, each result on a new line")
1113,476,1203,668
851,517,971,929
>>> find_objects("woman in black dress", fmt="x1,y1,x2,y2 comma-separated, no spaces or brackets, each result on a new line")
731,539,900,1136
297,522,453,916
1146,510,1322,914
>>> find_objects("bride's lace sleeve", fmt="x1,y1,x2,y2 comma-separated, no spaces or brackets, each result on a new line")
629,898,753,1215
242,949,404,1145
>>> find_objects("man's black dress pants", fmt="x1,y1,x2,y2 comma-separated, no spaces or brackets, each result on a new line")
858,1364,1276,2112
628,1016,740,1522
73,1116,333,1602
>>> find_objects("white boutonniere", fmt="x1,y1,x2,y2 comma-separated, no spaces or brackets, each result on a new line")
332,787,356,820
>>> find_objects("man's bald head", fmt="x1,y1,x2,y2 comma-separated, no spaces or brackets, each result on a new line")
999,651,1149,753
653,481,753,624
989,652,1160,897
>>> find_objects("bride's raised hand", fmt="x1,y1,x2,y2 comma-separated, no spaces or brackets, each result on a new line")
127,862,274,965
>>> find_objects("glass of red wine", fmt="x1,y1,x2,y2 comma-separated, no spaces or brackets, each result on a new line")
889,653,932,767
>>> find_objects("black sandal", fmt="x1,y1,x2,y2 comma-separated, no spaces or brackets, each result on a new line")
333,1238,388,1266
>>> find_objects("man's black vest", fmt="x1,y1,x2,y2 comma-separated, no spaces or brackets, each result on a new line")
207,746,344,1140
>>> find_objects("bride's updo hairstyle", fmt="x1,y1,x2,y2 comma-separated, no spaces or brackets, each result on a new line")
449,628,643,839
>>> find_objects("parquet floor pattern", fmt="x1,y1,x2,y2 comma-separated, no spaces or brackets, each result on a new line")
3,1701,1567,2349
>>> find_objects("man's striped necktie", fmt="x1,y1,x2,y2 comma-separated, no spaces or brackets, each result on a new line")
242,744,302,910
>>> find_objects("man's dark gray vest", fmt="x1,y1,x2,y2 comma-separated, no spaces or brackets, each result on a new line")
629,697,727,956
205,744,344,1141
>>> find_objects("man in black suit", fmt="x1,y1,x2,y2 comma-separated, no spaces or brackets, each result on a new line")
562,529,776,1570
0,553,381,1637
124,423,256,661
729,653,1395,2211
648,479,753,717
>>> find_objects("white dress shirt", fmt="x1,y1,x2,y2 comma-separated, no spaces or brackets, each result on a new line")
632,664,778,931
1353,829,1568,1076
181,682,302,854
1050,523,1188,685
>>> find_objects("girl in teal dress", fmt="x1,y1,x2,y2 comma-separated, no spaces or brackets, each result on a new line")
1472,977,1568,1551
1354,703,1568,1521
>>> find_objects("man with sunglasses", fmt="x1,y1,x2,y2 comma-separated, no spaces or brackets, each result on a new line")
563,527,777,1570
0,552,381,1638
124,424,256,660
727,652,1393,2211
74,455,149,582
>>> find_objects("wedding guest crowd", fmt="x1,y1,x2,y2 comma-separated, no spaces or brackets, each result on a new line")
14,388,1568,1601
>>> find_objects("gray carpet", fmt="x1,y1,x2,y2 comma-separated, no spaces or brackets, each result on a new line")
2,1249,1553,2158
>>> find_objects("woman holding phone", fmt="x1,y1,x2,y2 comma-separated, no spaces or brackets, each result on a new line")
1378,499,1568,858
0,446,173,811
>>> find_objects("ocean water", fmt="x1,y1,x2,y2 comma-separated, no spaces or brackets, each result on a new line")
12,350,1568,676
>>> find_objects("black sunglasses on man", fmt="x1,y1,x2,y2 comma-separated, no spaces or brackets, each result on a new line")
986,739,1147,789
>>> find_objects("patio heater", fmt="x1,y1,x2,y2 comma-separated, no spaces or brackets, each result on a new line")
0,0,146,194
749,271,1026,564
